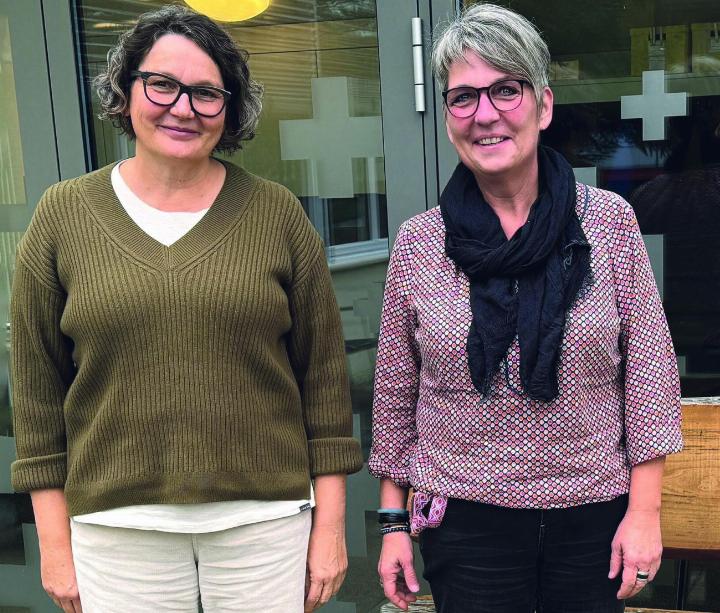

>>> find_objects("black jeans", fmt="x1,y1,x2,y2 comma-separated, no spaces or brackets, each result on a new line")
419,495,628,613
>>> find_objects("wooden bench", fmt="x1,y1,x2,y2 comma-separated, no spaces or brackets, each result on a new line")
382,403,720,613
652,402,720,611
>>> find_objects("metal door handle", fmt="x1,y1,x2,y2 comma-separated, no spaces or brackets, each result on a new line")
411,17,425,112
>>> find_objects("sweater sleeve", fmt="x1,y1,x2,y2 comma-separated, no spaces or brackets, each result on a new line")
286,216,363,477
367,223,421,486
10,208,76,492
611,196,683,465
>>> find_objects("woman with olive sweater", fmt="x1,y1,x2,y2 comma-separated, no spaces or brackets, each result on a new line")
10,10,361,612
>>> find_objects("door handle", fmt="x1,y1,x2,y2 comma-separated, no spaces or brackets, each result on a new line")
411,17,426,112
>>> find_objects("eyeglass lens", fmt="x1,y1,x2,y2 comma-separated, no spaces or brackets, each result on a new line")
445,80,524,117
144,74,226,117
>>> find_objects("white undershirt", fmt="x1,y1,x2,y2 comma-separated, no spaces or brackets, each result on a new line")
71,161,313,533
109,160,211,246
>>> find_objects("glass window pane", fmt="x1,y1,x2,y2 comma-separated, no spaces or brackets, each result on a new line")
465,0,720,398
0,16,26,206
1,3,55,609
685,560,720,611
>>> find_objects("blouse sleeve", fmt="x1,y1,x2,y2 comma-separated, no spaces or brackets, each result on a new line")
611,197,683,465
368,222,421,486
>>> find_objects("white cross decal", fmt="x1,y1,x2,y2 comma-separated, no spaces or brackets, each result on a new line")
621,70,687,141
279,77,383,199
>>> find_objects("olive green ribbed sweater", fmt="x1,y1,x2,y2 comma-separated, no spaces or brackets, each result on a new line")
10,161,363,516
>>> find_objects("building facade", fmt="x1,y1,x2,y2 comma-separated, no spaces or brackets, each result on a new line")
1,0,719,610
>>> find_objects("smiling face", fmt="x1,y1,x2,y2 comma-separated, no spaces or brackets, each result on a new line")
127,34,226,164
445,51,553,187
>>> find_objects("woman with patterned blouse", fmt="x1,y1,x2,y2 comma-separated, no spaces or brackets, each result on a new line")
369,5,683,613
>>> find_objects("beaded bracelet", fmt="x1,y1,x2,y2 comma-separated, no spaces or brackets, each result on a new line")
380,522,408,529
380,525,410,535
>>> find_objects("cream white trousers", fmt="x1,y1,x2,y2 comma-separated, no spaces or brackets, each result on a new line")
70,511,311,612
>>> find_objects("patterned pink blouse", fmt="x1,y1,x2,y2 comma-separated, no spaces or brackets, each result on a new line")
368,184,683,510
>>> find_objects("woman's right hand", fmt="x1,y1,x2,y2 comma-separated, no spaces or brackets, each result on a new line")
378,532,420,611
31,489,82,613
39,541,82,612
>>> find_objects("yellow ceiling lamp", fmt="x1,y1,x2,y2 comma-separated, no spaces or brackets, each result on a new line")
183,0,270,22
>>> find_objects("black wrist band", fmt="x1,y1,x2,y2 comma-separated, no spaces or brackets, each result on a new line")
377,511,409,524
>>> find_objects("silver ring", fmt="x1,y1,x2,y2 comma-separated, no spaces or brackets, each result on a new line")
636,570,650,582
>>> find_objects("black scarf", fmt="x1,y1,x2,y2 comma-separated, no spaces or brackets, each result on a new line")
440,146,591,402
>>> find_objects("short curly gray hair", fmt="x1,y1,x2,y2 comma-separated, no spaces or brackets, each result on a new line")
432,3,550,114
94,4,263,153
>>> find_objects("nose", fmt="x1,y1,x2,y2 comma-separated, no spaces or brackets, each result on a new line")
170,92,195,118
472,91,500,123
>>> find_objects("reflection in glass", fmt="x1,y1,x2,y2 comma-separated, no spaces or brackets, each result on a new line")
1,6,40,610
0,231,22,439
0,8,22,458
493,0,720,400
0,16,26,206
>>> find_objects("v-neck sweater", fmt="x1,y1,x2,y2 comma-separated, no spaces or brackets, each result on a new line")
10,161,363,516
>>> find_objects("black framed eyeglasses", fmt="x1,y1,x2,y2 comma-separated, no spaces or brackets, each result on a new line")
442,79,530,118
130,70,231,118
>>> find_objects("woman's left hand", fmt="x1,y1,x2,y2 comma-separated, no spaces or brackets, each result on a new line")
608,508,663,599
304,521,348,612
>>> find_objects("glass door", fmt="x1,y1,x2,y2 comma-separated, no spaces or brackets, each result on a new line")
0,2,68,611
455,1,720,611
1,0,454,611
